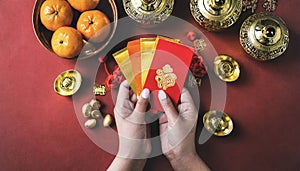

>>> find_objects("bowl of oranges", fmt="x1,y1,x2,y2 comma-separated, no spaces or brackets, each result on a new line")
32,0,118,59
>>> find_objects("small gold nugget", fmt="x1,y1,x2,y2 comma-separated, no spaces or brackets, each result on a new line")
85,119,97,129
91,110,102,119
103,114,114,127
82,103,92,118
90,99,102,110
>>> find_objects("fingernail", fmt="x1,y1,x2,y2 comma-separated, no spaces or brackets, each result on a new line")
122,80,129,86
158,90,166,100
141,88,150,99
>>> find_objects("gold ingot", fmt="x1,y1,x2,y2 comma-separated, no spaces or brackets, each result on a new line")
214,55,240,82
190,0,242,31
240,13,289,61
85,119,97,129
103,114,114,127
54,70,82,96
123,0,174,25
203,110,233,136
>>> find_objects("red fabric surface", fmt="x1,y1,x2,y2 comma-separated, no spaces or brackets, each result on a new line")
1,0,300,171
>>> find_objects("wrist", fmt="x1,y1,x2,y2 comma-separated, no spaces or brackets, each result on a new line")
168,151,198,167
117,137,152,159
169,152,210,171
107,157,147,171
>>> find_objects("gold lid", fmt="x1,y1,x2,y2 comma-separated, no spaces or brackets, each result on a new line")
190,0,242,31
123,0,174,25
240,13,289,61
214,55,240,82
203,110,233,136
54,70,82,96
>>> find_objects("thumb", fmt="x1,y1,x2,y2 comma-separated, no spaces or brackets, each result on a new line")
158,90,178,124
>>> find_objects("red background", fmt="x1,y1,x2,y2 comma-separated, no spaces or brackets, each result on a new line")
1,0,300,170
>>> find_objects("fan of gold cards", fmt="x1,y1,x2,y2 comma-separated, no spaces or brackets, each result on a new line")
113,36,195,110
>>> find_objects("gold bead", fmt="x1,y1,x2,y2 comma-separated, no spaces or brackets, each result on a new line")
89,99,102,110
103,114,114,127
84,119,97,129
91,110,102,119
82,103,92,118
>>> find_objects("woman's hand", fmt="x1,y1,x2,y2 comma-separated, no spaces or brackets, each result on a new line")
107,81,151,171
158,88,210,171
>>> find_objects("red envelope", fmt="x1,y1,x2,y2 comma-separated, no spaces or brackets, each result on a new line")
144,38,194,112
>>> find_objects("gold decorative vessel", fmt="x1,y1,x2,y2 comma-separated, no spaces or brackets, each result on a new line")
123,0,174,25
190,0,242,31
240,13,289,61
203,110,233,136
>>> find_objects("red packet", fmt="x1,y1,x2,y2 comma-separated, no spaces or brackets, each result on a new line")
127,40,142,96
144,38,194,112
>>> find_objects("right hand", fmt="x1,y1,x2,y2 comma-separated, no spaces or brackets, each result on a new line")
158,88,210,171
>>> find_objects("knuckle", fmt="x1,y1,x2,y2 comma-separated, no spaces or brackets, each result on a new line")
114,106,131,117
137,99,148,107
163,98,173,108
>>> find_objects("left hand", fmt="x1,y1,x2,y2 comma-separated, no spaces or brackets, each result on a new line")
113,81,151,159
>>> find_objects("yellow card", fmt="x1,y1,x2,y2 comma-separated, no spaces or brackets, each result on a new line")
140,38,157,87
113,48,136,93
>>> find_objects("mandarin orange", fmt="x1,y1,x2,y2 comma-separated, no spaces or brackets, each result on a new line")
40,0,73,31
51,26,83,58
76,10,110,43
67,0,100,12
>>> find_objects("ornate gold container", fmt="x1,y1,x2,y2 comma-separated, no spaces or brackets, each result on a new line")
123,0,174,25
190,0,242,31
203,110,233,136
240,13,289,61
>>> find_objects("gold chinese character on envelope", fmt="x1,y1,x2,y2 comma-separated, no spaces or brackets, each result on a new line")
155,64,177,90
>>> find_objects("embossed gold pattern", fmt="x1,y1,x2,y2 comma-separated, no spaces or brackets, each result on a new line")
93,84,106,96
240,12,289,61
123,0,174,25
190,0,242,31
155,64,177,90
